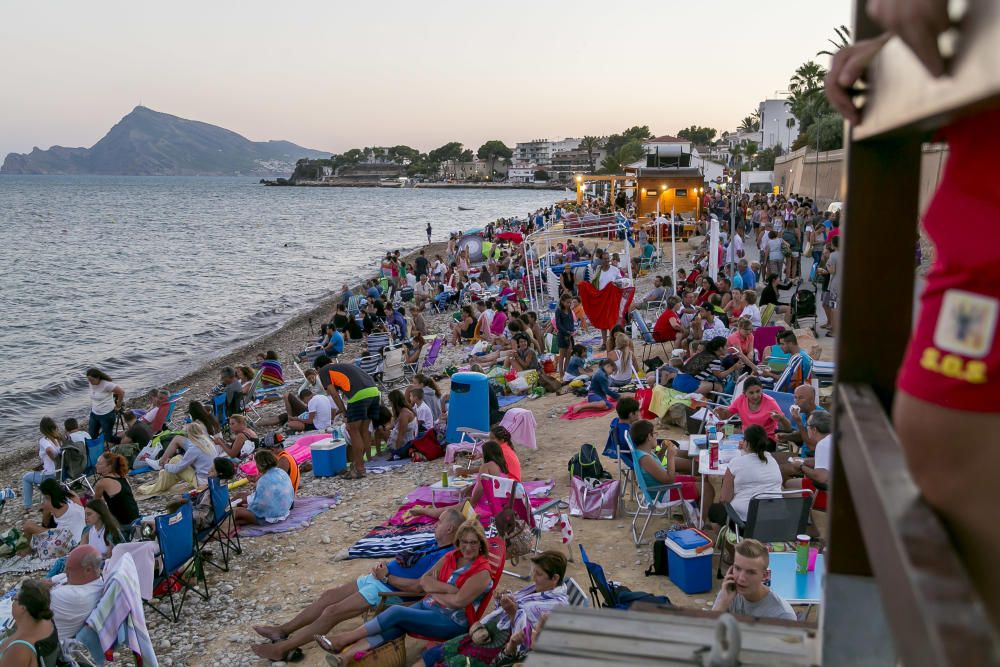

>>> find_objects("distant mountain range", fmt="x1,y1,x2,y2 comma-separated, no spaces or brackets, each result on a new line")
1,107,330,176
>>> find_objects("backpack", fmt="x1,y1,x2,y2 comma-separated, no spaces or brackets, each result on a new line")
568,443,611,480
645,538,670,577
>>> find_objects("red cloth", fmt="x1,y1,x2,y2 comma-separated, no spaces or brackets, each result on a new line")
496,231,523,243
897,108,1000,411
577,281,635,330
436,551,492,624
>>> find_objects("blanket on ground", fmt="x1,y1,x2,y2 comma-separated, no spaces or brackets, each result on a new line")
238,495,341,538
497,394,526,409
239,437,320,477
560,398,617,420
0,555,55,575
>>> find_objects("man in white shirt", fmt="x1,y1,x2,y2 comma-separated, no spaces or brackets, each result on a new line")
596,254,622,289
697,304,730,340
785,410,832,492
413,274,434,309
713,538,796,621
287,388,333,432
475,301,494,335
49,545,104,641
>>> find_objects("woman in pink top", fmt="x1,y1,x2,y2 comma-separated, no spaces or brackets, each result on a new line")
726,317,755,358
491,425,521,482
489,304,508,339
713,378,790,442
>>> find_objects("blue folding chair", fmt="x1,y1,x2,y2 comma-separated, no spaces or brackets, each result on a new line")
624,430,683,545
197,477,242,572
67,435,105,495
579,544,630,609
212,393,229,429
630,310,671,363
147,503,209,622
602,418,638,515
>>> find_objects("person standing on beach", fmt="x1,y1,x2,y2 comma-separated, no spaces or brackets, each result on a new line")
85,368,124,442
314,356,380,479
426,222,432,244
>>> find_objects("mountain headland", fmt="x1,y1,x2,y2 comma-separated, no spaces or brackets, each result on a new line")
1,106,329,176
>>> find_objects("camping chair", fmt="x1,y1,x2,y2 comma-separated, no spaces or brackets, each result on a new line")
161,388,189,428
197,477,242,573
629,310,671,364
753,325,783,363
603,419,638,516
725,489,815,543
66,436,105,495
147,502,209,622
211,393,230,430
481,475,573,562
565,576,591,607
624,430,683,545
578,544,628,609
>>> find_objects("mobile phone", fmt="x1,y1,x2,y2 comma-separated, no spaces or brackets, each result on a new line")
725,580,736,593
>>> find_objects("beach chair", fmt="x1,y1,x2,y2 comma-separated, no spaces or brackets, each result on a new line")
481,475,573,562
147,503,209,622
377,345,408,392
725,490,814,543
578,544,628,609
66,436,105,495
420,336,444,371
629,310,671,364
625,430,683,545
565,576,591,607
211,393,230,430
602,419,638,515
197,477,242,573
759,303,777,326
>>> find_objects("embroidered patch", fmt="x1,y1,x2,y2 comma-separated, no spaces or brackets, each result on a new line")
933,289,998,359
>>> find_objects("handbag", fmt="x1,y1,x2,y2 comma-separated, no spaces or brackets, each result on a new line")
569,476,620,520
493,483,534,564
410,429,444,461
634,386,657,420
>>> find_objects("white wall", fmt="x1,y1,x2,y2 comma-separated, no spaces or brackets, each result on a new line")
758,99,799,150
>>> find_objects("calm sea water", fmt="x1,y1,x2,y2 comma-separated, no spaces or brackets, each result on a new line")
0,176,558,449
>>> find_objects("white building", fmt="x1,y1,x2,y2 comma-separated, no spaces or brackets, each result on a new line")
758,99,799,150
513,138,580,168
508,164,537,183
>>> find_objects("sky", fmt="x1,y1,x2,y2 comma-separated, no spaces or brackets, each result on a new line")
0,1,852,159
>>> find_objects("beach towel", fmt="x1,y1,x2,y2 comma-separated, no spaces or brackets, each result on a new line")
365,455,411,474
648,385,693,419
497,394,526,409
577,282,635,330
239,436,319,477
238,495,341,538
500,408,537,450
560,398,617,420
136,457,199,498
0,555,55,575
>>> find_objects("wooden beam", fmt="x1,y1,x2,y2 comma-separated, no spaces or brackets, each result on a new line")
853,0,1000,141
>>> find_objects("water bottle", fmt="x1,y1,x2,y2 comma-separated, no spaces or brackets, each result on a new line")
707,423,719,469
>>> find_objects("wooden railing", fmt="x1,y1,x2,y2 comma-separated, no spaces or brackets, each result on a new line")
825,0,1000,665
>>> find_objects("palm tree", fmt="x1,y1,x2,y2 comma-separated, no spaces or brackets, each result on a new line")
786,118,797,151
789,61,827,95
817,25,852,57
730,143,743,168
580,136,601,173
738,111,762,133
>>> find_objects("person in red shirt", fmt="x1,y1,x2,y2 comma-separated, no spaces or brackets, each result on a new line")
652,296,686,347
827,0,1000,627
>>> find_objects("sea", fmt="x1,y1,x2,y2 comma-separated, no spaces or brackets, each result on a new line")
0,176,559,450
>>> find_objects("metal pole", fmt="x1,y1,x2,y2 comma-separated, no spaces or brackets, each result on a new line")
671,206,677,295
813,131,820,204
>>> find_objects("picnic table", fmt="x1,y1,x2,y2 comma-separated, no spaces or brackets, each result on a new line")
526,605,817,666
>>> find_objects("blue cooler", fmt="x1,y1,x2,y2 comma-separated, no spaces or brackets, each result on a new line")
665,529,713,594
445,372,490,443
311,438,348,477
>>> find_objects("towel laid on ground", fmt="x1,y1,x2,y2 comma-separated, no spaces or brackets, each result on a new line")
497,394,526,409
239,437,319,477
238,494,341,538
560,398,617,420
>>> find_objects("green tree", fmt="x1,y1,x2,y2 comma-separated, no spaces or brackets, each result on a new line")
754,147,779,171
794,112,844,152
677,125,718,146
738,112,761,133
427,141,466,164
387,145,420,164
599,138,644,174
604,126,653,157
580,135,602,173
476,140,513,176
817,25,852,57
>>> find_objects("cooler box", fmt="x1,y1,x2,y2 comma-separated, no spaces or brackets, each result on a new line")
665,529,714,594
311,438,347,477
445,372,490,443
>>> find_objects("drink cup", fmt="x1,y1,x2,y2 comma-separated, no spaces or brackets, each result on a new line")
795,534,811,573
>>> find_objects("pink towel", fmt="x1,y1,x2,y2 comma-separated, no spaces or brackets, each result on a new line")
560,398,617,420
239,437,320,476
500,408,537,450
108,541,159,601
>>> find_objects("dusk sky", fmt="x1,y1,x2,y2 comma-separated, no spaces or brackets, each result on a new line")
0,1,851,160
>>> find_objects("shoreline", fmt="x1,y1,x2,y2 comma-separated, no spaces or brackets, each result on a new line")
272,180,566,190
0,237,452,476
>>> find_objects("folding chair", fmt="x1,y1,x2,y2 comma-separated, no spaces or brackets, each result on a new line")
625,430,683,545
420,336,444,371
211,393,230,430
602,419,637,515
481,475,573,562
67,436,105,495
725,489,815,543
564,576,591,607
578,544,627,609
196,477,242,573
629,310,671,364
759,303,777,326
378,345,409,392
147,503,209,622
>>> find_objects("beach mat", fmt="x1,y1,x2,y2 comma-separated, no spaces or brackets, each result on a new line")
238,494,341,538
560,398,617,420
365,454,411,474
497,394,526,409
0,555,55,575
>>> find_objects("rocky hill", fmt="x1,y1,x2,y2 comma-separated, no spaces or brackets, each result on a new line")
1,107,329,176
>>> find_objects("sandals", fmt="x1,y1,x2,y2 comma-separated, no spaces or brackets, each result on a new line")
314,635,340,655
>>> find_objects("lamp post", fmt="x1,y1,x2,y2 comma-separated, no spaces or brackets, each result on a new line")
575,174,583,205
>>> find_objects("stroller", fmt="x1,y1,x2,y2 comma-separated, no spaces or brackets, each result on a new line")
790,284,818,333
